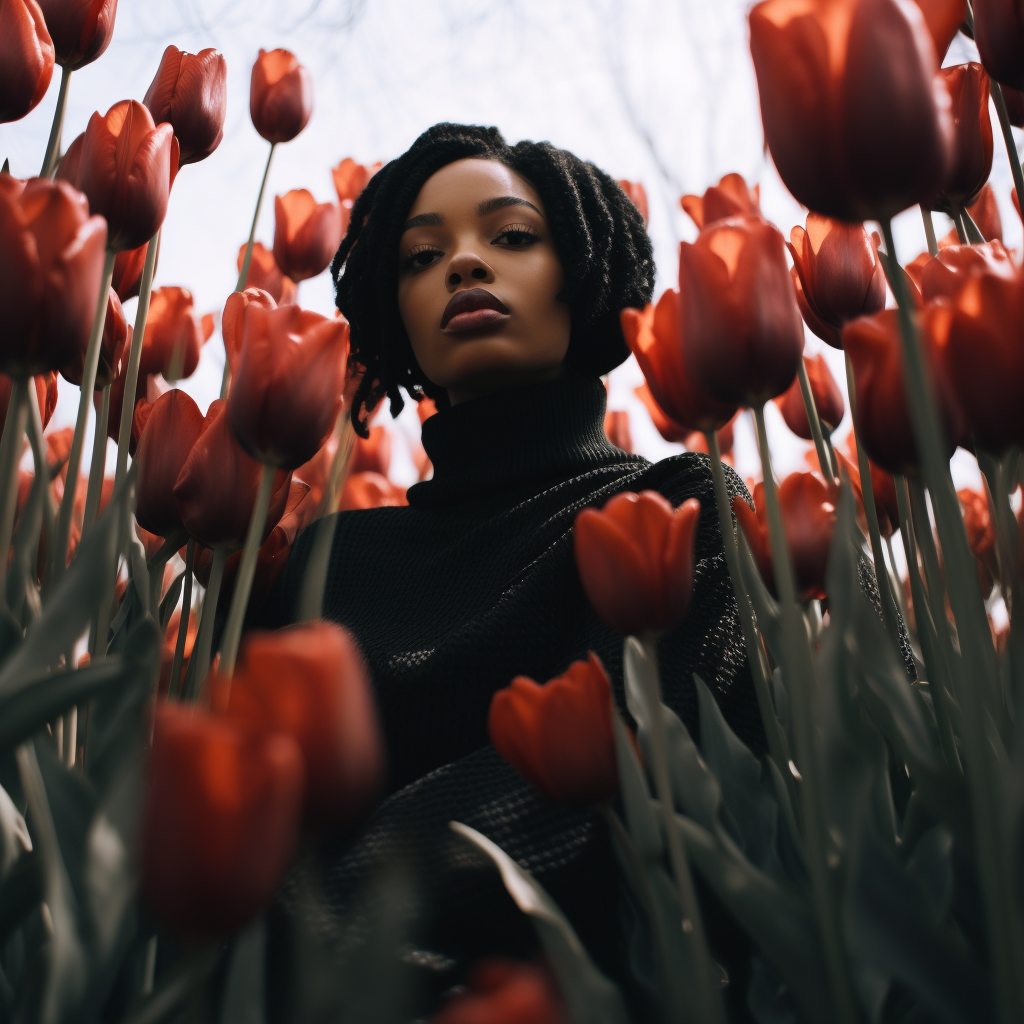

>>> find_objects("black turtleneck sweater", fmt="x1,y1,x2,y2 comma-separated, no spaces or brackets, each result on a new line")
258,374,761,1001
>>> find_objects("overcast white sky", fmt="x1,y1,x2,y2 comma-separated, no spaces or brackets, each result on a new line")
1,0,1014,489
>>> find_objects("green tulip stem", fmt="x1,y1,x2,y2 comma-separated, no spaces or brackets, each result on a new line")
880,217,1024,1023
991,80,1024,224
170,538,195,699
920,206,939,257
951,208,969,245
40,65,71,179
190,547,227,695
844,354,902,646
52,249,116,592
0,378,30,605
797,358,836,482
958,204,986,244
753,403,861,1024
114,231,160,491
82,384,110,536
704,429,793,785
977,449,1016,619
219,463,275,678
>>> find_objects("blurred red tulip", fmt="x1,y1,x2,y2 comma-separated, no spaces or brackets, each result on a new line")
431,959,567,1024
911,0,968,59
337,471,407,510
221,286,276,377
293,433,336,507
348,424,392,477
0,174,107,376
680,216,805,407
918,240,1014,301
633,381,688,443
173,399,291,550
680,173,760,230
273,189,343,283
228,303,349,469
110,237,155,301
489,652,618,809
958,487,999,594
749,0,953,221
61,286,125,387
236,241,297,305
45,424,72,477
158,606,198,697
76,99,178,252
416,395,438,423
617,179,649,226
0,0,54,122
332,157,380,232
142,701,303,937
788,214,886,349
604,410,633,452
974,0,1024,89
683,419,737,463
962,183,1003,242
218,621,385,834
775,354,845,438
140,286,203,379
0,372,57,431
574,490,701,637
249,48,312,145
37,0,116,70
832,440,900,537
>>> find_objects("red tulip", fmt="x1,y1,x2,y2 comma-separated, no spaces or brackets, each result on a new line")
249,48,312,145
680,173,760,230
332,157,380,232
110,237,155,301
45,424,72,476
0,174,107,376
961,183,1003,242
749,0,953,221
843,307,963,472
228,303,349,469
604,410,633,452
348,424,392,477
621,290,737,434
61,285,125,387
832,440,900,537
141,701,303,938
236,241,296,305
574,490,701,637
0,372,57,430
775,354,845,438
958,487,999,594
911,0,968,59
37,0,116,70
617,179,649,226
680,216,804,407
221,286,276,378
76,99,178,252
489,652,618,808
788,214,887,349
273,190,344,283
143,45,226,166
0,0,54,123
217,621,385,834
432,959,567,1024
173,399,291,550
633,381,688,443
918,240,1014,301
974,0,1024,90
1002,84,1024,126
140,286,203,379
337,471,407,510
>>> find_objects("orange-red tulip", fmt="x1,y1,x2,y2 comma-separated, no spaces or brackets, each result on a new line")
143,45,227,166
76,99,178,252
173,399,291,550
788,214,886,349
432,959,567,1024
918,240,1014,301
61,285,125,387
228,303,349,469
680,216,805,406
680,173,760,230
0,0,53,122
574,490,701,637
489,653,618,809
110,237,155,301
337,471,407,510
249,48,312,145
236,241,296,305
775,354,845,439
273,189,343,283
0,174,107,375
139,286,203,379
37,0,116,70
141,701,304,937
959,487,999,594
617,179,649,226
348,424,392,477
974,0,1024,89
0,372,57,430
332,157,380,232
217,621,385,834
221,286,276,377
911,0,968,59
604,410,633,452
749,0,953,221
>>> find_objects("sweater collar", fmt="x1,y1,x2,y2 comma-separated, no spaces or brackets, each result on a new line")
407,375,644,508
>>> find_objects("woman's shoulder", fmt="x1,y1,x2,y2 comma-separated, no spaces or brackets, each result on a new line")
632,451,751,508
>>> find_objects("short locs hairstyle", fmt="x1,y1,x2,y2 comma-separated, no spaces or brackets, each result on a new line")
331,122,655,436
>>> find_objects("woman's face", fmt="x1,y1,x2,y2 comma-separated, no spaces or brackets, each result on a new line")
397,158,571,405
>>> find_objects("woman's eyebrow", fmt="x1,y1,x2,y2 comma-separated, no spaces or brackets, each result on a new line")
477,195,542,217
402,211,444,231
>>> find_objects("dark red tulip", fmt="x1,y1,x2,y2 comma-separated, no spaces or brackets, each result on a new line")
217,621,385,834
680,173,760,230
236,241,296,305
110,237,156,301
788,213,887,349
221,286,276,378
76,99,178,252
749,0,953,221
337,471,407,511
143,45,226,166
0,372,57,430
432,959,567,1024
0,174,107,376
911,0,968,59
0,0,54,123
228,303,349,469
140,286,203,380
348,424,392,477
37,0,116,70
1002,84,1024,126
974,0,1024,90
918,240,1014,301
604,410,633,452
249,48,312,145
61,286,125,387
141,701,303,938
775,354,845,438
573,490,701,637
273,190,344,283
489,652,619,808
617,179,649,226
680,216,804,407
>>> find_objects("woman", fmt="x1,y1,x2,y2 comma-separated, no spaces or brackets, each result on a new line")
259,123,762,1012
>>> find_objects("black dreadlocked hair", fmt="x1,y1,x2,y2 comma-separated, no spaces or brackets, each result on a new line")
330,122,655,436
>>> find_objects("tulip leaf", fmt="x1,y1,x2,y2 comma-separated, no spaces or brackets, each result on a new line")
158,569,185,633
737,531,784,668
612,708,660,858
450,821,630,1024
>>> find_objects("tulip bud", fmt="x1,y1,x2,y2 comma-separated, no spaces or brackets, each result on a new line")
140,286,204,379
61,286,125,387
142,702,304,937
680,217,804,407
0,174,107,376
228,303,349,469
337,471,408,510
432,959,567,1024
249,48,312,145
617,179,649,226
236,241,296,305
273,189,344,283
911,0,968,60
218,621,385,834
749,0,954,221
573,490,701,637
489,652,619,809
143,46,227,166
775,354,845,439
918,240,1014,301
221,286,276,378
0,0,54,123
680,173,760,230
76,99,178,252
37,0,116,70
974,0,1024,90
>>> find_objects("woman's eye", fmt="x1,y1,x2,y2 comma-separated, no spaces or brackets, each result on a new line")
402,246,442,271
493,226,540,248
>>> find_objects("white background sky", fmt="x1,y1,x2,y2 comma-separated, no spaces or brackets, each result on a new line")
1,0,1016,490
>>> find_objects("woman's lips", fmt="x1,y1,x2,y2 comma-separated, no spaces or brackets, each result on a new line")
440,287,511,331
443,307,510,333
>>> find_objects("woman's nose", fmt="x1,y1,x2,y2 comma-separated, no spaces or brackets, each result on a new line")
446,250,494,289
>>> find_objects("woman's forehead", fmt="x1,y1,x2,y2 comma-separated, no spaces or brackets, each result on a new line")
407,158,543,217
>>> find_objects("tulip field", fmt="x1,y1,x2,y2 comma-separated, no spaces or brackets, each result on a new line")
3,0,1024,1021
